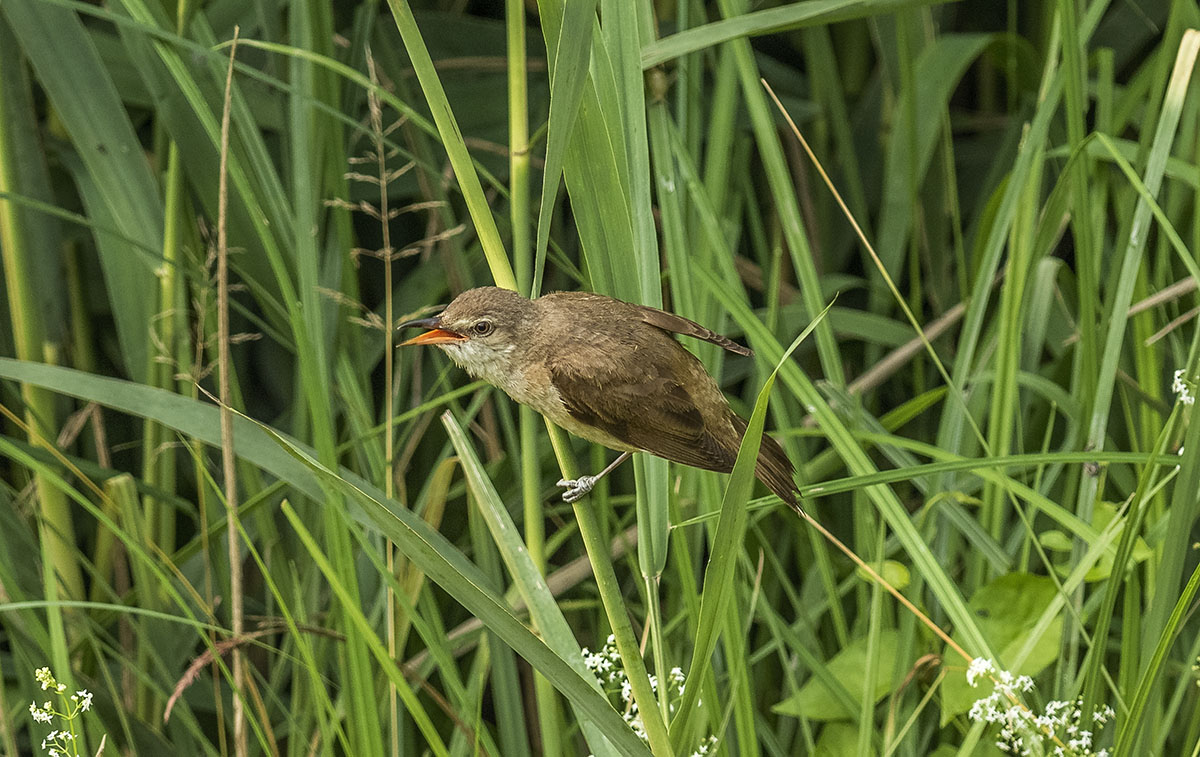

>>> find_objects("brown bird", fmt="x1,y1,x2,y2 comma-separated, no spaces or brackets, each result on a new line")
399,287,799,508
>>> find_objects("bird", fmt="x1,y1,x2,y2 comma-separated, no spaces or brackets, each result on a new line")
398,286,799,509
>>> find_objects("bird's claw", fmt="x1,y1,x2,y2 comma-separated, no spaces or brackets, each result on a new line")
557,475,598,503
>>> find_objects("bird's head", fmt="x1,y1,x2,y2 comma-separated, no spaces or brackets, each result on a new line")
398,287,533,384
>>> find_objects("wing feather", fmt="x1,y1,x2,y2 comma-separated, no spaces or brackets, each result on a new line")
636,306,752,356
547,352,801,508
548,360,737,472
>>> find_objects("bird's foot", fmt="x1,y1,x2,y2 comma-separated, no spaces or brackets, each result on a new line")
557,475,598,503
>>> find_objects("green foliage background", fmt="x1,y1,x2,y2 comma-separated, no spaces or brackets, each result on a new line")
1,0,1199,755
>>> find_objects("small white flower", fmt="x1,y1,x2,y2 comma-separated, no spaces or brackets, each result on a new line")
29,701,54,723
29,700,51,724
584,636,714,750
967,657,995,686
967,665,1114,755
35,667,55,690
73,689,93,712
1174,369,1195,405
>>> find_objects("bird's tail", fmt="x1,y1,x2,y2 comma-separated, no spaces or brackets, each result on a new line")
730,416,802,513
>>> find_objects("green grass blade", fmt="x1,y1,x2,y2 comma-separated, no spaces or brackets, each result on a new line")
442,410,624,757
530,0,595,298
281,500,449,757
669,306,825,748
642,0,947,68
695,267,991,658
384,0,515,291
716,0,845,385
0,358,650,756
2,0,162,381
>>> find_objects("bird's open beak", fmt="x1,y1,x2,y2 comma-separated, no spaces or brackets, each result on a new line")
397,316,466,346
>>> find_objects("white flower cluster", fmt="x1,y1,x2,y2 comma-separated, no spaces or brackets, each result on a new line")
35,667,66,694
1173,369,1195,405
29,701,55,724
27,667,95,757
966,658,1114,756
582,636,715,757
72,691,93,712
40,729,76,757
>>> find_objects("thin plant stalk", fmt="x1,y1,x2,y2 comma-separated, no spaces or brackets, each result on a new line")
362,49,403,757
216,27,246,757
544,422,674,756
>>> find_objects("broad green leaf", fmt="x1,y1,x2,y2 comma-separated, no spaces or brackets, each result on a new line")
775,630,900,722
940,574,1064,722
1039,502,1152,581
814,722,877,757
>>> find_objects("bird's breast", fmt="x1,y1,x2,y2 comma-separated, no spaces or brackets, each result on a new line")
446,342,563,417
494,362,562,417
496,359,637,452
440,339,638,452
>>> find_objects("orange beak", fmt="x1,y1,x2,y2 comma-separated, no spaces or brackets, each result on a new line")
397,316,466,346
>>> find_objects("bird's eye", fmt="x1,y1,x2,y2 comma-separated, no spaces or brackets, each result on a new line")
472,319,494,336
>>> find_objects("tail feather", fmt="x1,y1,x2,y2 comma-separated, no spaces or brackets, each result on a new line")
729,415,802,512
755,433,802,512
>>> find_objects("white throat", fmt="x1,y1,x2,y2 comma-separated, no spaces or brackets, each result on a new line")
440,340,518,391
439,338,573,426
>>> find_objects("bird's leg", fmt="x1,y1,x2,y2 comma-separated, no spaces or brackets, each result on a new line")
557,451,633,503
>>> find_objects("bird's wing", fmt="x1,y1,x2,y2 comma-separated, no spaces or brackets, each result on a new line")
635,305,752,356
547,357,737,472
